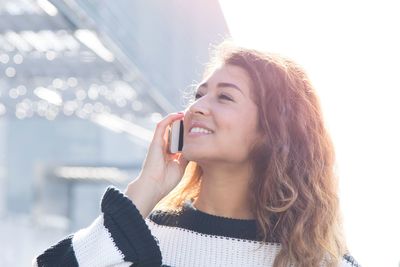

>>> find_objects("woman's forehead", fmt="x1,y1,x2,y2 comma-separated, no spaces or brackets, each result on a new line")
201,64,252,93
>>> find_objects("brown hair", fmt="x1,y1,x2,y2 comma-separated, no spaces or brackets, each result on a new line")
154,41,347,267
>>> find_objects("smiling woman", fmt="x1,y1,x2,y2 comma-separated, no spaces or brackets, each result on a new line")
33,41,361,267
182,64,261,170
156,41,361,267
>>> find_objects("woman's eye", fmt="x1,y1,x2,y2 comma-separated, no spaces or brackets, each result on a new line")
219,94,233,101
194,93,233,101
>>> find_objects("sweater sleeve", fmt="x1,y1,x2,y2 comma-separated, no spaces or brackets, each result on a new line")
341,253,362,267
33,186,162,267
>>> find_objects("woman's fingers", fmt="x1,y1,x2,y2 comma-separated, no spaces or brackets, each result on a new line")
137,112,189,198
152,112,184,147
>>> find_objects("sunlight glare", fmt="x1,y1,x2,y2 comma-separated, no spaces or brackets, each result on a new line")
219,1,400,266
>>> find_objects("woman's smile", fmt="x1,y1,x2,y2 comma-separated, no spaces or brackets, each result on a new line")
187,131,213,138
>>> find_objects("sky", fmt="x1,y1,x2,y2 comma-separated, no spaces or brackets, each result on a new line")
219,1,400,266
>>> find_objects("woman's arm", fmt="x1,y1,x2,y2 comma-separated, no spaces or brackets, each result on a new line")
33,186,162,267
33,112,188,266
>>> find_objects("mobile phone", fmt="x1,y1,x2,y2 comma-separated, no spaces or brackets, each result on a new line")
168,120,184,154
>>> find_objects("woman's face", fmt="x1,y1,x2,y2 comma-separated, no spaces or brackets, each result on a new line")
183,64,261,164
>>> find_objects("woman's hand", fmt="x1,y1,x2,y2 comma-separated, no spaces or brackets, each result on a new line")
139,112,188,197
125,112,189,217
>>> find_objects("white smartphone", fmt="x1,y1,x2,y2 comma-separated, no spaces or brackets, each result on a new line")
168,120,184,154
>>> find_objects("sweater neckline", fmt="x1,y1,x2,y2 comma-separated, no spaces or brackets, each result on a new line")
180,200,260,241
150,201,279,242
183,200,257,223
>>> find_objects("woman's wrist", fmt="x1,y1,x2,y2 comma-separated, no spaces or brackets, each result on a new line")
124,177,163,218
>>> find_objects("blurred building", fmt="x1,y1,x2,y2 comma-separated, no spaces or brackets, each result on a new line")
0,1,228,263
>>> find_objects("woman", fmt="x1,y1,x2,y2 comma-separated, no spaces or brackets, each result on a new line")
33,42,360,267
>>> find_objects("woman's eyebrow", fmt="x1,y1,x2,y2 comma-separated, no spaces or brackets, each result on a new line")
197,82,244,95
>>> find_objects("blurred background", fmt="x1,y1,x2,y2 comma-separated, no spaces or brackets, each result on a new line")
0,0,399,266
0,0,229,265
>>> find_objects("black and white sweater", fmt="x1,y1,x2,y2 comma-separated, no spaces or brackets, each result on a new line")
33,187,361,267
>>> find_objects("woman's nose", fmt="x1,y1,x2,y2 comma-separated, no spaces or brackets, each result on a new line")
187,97,211,116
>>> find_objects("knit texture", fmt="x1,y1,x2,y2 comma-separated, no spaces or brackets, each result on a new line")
101,186,162,266
72,216,129,266
149,200,279,242
33,187,361,267
35,235,78,267
146,201,360,267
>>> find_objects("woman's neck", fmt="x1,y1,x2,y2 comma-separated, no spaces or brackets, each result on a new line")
192,163,255,220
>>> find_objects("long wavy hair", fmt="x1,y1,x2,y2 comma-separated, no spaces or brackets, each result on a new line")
154,41,347,267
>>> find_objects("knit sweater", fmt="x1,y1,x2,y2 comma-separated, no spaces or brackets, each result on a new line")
33,187,361,267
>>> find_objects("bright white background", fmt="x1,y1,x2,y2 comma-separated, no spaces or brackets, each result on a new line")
219,1,400,266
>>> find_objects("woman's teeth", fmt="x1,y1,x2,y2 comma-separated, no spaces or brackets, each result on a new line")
190,127,213,134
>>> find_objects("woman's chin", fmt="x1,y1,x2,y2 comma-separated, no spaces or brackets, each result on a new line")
182,147,209,163
181,148,196,161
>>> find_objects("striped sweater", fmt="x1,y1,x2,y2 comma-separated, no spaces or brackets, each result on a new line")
33,187,361,267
